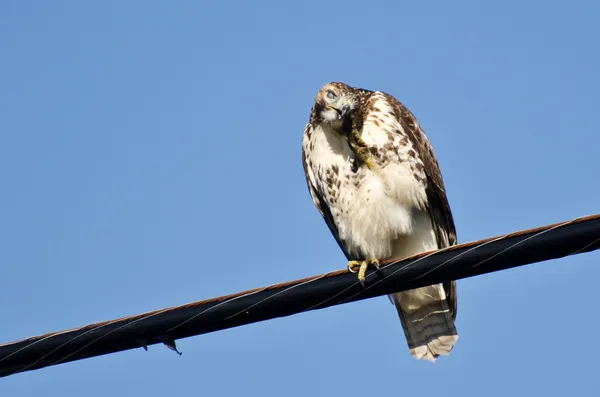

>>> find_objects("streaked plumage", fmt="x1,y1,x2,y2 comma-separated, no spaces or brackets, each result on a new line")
302,82,458,362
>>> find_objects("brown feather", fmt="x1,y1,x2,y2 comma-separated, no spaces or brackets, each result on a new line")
302,124,353,260
380,92,458,320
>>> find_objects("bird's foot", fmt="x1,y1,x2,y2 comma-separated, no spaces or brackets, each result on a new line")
348,128,376,171
347,259,380,287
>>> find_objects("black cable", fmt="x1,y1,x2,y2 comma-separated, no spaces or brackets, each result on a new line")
1,214,599,378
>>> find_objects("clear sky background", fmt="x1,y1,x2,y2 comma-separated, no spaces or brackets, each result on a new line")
2,1,600,395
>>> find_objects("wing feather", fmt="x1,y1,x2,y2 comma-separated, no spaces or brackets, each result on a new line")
301,124,353,261
381,92,458,320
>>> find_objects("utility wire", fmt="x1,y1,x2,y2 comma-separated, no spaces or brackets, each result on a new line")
1,214,599,378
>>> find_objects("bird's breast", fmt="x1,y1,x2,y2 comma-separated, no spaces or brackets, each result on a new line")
307,126,417,259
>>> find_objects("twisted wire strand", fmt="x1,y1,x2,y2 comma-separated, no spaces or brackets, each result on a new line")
1,214,599,378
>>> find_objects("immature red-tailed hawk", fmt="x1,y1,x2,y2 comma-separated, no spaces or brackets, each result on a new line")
302,82,458,362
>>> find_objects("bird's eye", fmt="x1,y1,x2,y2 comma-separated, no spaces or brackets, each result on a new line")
326,91,336,99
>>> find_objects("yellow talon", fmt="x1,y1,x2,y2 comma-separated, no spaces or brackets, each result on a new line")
347,259,381,285
348,120,377,171
348,260,361,273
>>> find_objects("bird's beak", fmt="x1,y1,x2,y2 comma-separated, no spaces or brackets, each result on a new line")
327,103,352,120
340,104,351,118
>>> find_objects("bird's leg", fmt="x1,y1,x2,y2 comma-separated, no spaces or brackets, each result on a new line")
347,259,381,287
350,130,369,149
348,124,376,171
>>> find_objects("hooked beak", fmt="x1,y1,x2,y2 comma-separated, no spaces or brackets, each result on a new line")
340,104,351,118
328,104,352,120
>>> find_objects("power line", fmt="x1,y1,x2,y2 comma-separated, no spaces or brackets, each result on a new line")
1,214,599,378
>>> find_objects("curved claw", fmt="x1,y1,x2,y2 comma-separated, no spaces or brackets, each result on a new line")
347,260,361,273
347,259,380,288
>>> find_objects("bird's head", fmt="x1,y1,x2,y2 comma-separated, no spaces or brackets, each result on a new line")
313,82,358,129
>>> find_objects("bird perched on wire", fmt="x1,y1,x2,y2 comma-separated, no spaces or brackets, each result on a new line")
301,81,459,362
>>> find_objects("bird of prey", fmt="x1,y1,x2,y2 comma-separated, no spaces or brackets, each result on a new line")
301,82,458,362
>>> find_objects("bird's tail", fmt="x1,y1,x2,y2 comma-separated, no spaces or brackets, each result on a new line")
390,283,458,362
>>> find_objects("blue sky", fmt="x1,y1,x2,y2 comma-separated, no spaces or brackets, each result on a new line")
1,0,600,395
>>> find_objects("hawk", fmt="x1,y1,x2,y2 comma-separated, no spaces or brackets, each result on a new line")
301,82,459,362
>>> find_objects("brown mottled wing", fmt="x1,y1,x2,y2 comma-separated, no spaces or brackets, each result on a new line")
301,125,353,261
382,92,458,320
